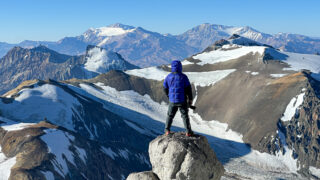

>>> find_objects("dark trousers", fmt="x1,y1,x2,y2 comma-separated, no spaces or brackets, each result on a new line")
165,102,192,133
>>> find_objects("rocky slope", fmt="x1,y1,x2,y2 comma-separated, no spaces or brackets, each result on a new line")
121,35,320,178
2,35,320,179
0,45,137,94
0,79,154,179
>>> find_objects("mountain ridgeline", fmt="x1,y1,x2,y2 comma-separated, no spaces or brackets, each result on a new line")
1,23,320,68
0,45,138,94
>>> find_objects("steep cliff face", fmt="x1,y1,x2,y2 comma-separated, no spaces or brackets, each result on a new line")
0,46,83,95
280,74,320,176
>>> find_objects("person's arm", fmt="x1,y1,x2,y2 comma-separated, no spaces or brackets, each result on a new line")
163,87,169,98
185,85,193,104
184,75,193,105
163,77,169,98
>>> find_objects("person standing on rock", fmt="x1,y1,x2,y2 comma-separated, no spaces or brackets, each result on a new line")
163,60,194,137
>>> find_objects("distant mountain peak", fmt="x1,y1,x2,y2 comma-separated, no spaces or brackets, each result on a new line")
227,34,264,47
86,44,101,51
107,23,135,30
83,24,136,38
229,34,241,39
31,45,52,52
84,45,138,77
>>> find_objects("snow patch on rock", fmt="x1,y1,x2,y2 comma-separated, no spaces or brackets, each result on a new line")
193,45,266,66
276,129,299,172
281,92,305,122
1,122,35,132
101,147,118,160
0,147,16,180
41,171,55,180
270,74,287,78
41,129,76,177
309,166,320,178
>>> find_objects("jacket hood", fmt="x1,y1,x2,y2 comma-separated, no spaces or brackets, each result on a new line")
171,60,182,73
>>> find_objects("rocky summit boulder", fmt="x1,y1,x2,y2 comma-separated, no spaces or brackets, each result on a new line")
148,132,224,180
126,171,160,180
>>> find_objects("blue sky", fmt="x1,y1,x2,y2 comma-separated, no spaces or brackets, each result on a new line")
0,0,319,43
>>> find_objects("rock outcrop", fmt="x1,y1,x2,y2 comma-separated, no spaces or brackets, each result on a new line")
127,133,224,180
127,171,159,180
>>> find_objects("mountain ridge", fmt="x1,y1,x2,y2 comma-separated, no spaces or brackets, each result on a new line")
1,23,320,67
0,45,138,95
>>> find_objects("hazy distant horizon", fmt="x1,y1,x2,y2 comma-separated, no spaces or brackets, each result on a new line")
0,0,319,43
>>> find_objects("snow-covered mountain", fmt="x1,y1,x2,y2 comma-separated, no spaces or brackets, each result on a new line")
76,23,198,67
2,23,319,68
1,35,320,179
0,45,138,94
177,23,320,55
0,24,197,68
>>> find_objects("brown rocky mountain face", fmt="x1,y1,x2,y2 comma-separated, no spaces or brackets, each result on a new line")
280,73,320,175
81,37,320,177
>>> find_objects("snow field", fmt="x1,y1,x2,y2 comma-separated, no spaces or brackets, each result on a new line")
0,84,81,131
126,67,169,81
282,51,320,73
126,67,236,87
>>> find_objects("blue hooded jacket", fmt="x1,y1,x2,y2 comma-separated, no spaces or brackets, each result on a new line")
163,60,192,103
